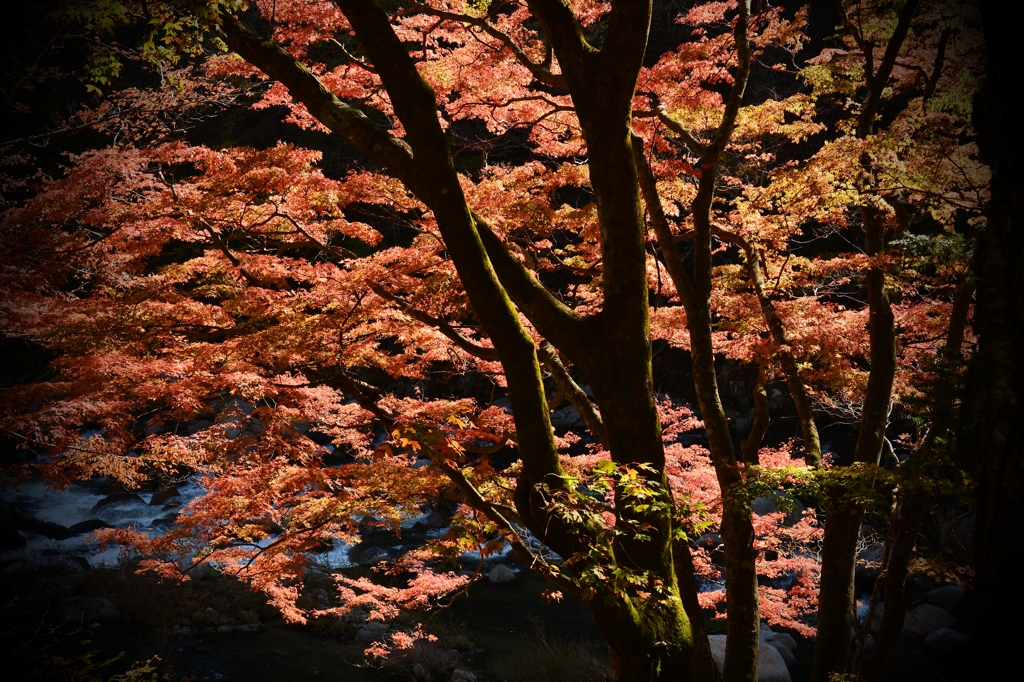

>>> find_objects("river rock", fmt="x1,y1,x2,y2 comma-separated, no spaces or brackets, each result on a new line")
708,635,792,682
150,485,180,506
65,596,120,624
304,567,334,589
425,509,448,528
449,670,477,682
750,493,806,527
356,620,390,642
549,406,584,430
903,604,956,635
341,608,370,623
186,420,214,435
68,519,111,534
0,500,27,549
7,502,72,540
927,585,967,613
856,601,885,634
349,543,401,567
759,624,798,668
487,564,516,584
924,627,969,654
91,493,144,514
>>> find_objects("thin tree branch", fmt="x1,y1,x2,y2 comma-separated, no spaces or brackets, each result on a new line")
371,285,501,361
405,1,567,88
538,342,609,449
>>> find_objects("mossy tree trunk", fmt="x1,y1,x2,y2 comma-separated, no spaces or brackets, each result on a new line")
221,1,740,678
810,3,919,678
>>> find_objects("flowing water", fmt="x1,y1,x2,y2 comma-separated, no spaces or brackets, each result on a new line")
1,475,607,681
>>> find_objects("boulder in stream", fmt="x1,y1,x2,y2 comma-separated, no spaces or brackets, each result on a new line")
487,564,516,584
708,635,791,682
924,627,969,654
150,485,181,506
926,585,967,614
0,499,27,548
903,604,956,635
760,623,797,668
68,519,112,535
65,596,121,624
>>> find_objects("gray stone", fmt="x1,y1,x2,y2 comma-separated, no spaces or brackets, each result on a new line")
856,601,885,634
356,621,389,641
549,406,584,430
708,635,792,682
308,587,330,608
425,510,448,528
903,604,956,635
65,596,121,624
487,564,516,584
926,585,967,613
349,543,401,567
68,519,110,535
449,670,478,682
759,624,797,668
751,493,806,526
412,662,433,681
186,420,214,435
150,485,180,506
341,608,370,623
857,542,886,563
924,627,969,654
304,568,334,590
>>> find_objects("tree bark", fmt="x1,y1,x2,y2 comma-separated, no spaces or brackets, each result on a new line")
860,487,928,679
966,3,1024,677
711,226,822,467
740,370,769,464
811,3,918,678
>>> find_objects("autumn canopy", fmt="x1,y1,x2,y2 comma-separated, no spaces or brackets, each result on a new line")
0,1,988,681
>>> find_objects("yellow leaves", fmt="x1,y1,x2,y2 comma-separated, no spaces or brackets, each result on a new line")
735,94,824,144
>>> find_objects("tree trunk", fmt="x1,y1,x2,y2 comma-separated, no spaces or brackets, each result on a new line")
740,370,769,463
861,487,928,679
711,226,822,467
811,202,898,682
967,3,1024,677
809,1,921,672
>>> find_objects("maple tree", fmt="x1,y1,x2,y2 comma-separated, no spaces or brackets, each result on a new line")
0,1,988,681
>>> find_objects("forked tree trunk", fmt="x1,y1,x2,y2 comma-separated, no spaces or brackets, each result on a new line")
861,279,973,679
711,227,822,467
860,487,928,679
223,2,742,679
629,7,763,674
811,3,919,677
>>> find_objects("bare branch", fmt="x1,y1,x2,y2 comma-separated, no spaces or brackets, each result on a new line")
371,285,501,361
538,342,609,449
654,104,708,157
405,1,567,88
